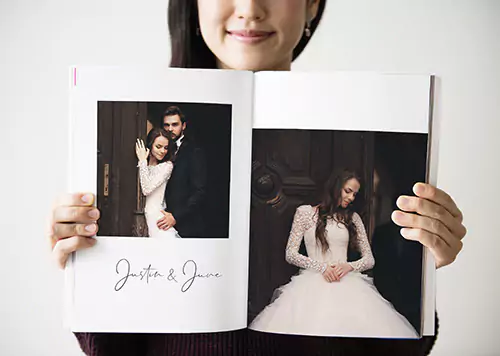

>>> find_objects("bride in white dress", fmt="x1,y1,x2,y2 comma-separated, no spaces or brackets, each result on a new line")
135,128,179,239
249,169,418,338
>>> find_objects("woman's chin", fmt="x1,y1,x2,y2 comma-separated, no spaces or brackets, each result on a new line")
217,54,288,72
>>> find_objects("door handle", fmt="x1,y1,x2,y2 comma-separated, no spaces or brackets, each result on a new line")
104,164,110,197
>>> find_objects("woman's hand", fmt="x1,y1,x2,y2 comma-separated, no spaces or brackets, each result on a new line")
135,139,149,162
392,182,467,268
322,265,340,283
332,263,354,280
49,193,99,268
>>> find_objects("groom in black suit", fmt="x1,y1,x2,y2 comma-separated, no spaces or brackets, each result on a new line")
157,106,207,238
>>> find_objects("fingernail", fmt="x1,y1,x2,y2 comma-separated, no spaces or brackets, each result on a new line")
85,224,96,233
400,228,410,238
397,196,410,207
392,210,404,220
413,183,425,196
82,194,93,204
88,209,99,219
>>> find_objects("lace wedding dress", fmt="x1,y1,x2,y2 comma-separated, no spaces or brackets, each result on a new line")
249,205,418,338
138,160,179,238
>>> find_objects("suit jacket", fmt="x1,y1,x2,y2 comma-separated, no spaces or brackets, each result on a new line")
164,137,207,237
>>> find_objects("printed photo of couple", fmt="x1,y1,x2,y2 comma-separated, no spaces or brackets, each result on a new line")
96,101,232,239
248,129,428,338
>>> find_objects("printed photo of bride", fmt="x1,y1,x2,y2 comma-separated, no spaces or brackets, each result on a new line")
96,101,232,239
135,128,179,239
248,129,427,338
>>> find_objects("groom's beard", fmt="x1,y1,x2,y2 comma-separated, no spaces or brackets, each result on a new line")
171,130,184,141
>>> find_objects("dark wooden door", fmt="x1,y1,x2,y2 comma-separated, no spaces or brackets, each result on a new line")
97,101,148,237
248,129,375,322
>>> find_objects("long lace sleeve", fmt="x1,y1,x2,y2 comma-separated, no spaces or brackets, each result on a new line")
285,206,328,274
138,161,173,196
348,212,375,272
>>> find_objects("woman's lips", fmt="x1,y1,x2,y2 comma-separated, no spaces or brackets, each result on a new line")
227,30,275,44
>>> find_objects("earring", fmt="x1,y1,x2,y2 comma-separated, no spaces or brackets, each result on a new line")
304,21,312,37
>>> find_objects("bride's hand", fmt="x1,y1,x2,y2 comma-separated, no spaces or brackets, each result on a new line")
392,183,467,268
332,263,354,280
135,139,149,162
49,193,99,269
322,265,340,283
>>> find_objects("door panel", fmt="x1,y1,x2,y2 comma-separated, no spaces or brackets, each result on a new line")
97,101,148,237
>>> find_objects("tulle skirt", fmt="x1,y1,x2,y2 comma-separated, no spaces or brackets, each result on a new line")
249,269,419,338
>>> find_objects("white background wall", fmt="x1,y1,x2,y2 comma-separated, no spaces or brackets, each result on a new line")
1,0,499,355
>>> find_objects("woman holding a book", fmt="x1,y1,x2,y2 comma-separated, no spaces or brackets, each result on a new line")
49,0,467,355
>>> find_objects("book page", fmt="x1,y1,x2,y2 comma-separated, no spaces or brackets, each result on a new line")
65,67,253,333
248,71,435,338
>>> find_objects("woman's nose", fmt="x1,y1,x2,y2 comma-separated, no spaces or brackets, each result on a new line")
234,0,266,21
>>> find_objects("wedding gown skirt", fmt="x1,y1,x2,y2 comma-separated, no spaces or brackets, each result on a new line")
250,269,419,338
143,166,179,239
249,205,418,338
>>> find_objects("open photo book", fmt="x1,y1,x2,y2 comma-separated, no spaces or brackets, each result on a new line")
65,67,436,339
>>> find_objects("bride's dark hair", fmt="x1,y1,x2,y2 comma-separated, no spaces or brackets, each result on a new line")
146,128,175,164
168,0,328,68
315,169,363,252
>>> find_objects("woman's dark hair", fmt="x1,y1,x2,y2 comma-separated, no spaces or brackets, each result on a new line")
145,128,175,164
168,0,328,68
315,169,363,252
